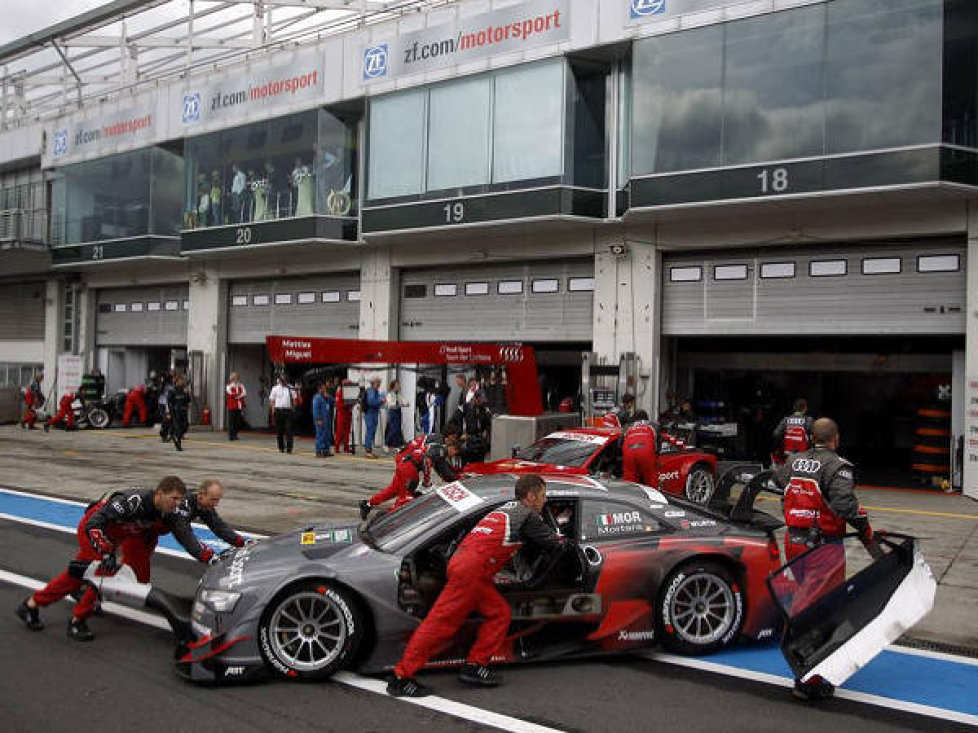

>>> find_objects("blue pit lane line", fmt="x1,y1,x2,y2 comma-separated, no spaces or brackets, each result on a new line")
2,487,977,723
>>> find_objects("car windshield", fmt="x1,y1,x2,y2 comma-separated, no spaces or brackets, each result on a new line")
364,491,460,552
516,435,605,467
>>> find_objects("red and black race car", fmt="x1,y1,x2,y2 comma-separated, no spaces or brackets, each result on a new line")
464,426,720,504
177,472,783,684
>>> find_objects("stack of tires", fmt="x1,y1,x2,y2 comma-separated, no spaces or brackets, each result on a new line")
912,405,951,486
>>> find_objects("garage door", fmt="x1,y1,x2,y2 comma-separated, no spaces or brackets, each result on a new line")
400,260,594,342
0,281,45,340
228,273,360,344
661,240,966,336
96,285,189,346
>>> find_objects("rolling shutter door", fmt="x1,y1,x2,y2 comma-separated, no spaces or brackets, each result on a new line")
400,260,594,342
228,274,360,344
96,285,188,346
661,241,966,336
0,282,45,340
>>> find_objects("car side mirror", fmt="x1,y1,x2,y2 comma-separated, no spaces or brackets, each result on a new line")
511,445,521,458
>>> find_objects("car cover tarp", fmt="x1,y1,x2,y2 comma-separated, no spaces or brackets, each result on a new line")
766,534,936,686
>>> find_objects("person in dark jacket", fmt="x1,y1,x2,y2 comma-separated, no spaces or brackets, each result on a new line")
387,474,565,697
167,374,190,451
312,382,333,457
772,398,814,465
16,476,187,641
449,390,492,464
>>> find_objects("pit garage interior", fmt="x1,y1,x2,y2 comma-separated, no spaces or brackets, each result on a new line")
660,239,966,487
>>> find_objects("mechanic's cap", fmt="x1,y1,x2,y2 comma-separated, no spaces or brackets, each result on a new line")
622,393,635,404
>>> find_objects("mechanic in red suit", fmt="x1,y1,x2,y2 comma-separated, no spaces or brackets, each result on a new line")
21,371,44,429
119,478,247,583
621,410,657,484
771,398,814,465
359,433,459,519
15,476,187,642
46,391,77,431
334,379,355,454
122,383,148,427
387,474,564,697
772,417,875,702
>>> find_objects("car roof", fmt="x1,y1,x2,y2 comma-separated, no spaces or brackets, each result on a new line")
456,472,672,504
547,426,621,439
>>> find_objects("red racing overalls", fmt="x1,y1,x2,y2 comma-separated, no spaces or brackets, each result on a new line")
621,421,658,485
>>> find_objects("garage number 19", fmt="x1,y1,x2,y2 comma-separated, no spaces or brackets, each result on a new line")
443,201,464,223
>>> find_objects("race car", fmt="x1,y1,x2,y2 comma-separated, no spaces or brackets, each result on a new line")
464,427,719,504
178,473,783,684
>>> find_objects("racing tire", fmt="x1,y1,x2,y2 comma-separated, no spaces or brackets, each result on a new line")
657,561,744,656
88,407,111,430
683,465,716,505
258,581,364,681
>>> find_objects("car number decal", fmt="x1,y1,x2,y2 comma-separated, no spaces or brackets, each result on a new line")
437,482,484,512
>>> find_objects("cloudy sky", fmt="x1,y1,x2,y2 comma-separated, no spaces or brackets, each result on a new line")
1,0,108,44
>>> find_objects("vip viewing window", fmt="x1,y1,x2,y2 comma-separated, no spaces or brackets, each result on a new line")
670,266,702,283
404,284,427,299
760,262,795,279
714,264,748,281
183,107,358,231
498,280,524,295
568,277,595,292
465,282,490,296
861,257,901,275
434,284,457,297
810,260,847,277
532,279,560,293
917,254,960,273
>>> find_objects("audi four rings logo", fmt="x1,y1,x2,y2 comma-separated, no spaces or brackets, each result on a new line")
499,346,524,362
791,458,822,473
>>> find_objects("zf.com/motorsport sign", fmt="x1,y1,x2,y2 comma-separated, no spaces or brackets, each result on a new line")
361,0,569,82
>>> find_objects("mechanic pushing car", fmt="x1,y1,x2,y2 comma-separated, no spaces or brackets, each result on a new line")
621,410,657,484
387,474,565,698
15,476,187,642
772,417,875,702
772,398,814,465
119,478,249,584
360,432,460,519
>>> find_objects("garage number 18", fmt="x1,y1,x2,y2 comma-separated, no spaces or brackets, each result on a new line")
443,201,464,223
757,167,789,194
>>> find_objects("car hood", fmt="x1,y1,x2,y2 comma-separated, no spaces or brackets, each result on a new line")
464,458,586,475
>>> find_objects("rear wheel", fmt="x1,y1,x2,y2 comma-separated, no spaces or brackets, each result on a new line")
258,582,363,681
684,465,715,504
658,561,743,655
88,407,111,430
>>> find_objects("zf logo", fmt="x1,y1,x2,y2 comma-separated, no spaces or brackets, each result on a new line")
182,92,201,124
52,129,68,157
630,0,666,18
363,44,389,80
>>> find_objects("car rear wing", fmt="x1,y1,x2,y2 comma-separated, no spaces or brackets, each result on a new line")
713,464,784,532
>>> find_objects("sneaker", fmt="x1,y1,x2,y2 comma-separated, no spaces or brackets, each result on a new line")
67,617,95,642
458,663,501,687
359,500,372,521
792,679,834,702
15,600,43,631
364,451,377,459
386,676,433,698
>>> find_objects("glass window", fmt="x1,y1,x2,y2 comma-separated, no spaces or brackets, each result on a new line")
861,257,901,275
368,90,426,199
434,284,457,297
404,284,427,299
183,300,190,311
466,282,489,296
274,293,293,305
113,303,127,313
632,25,723,175
252,294,270,306
184,108,357,229
493,62,565,182
714,264,748,281
761,262,795,279
322,291,341,303
231,295,248,307
147,302,161,311
722,6,825,166
810,260,847,277
497,280,524,295
130,302,144,312
298,292,316,304
427,77,491,191
568,277,595,292
825,0,942,154
532,278,559,293
165,300,180,311
581,500,660,542
348,290,361,302
670,266,702,283
917,254,960,273
944,0,978,148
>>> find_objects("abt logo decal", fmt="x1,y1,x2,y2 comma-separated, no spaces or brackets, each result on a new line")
52,129,68,157
363,44,389,79
630,0,666,18
182,92,201,124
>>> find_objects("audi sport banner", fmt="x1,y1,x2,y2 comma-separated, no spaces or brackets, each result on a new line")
265,335,543,416
360,0,569,84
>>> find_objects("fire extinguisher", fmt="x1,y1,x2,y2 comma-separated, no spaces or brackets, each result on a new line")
201,405,212,426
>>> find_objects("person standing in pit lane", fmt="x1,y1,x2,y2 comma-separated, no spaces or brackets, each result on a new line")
312,381,333,457
15,476,187,641
268,374,298,454
772,417,876,702
621,410,657,485
772,398,814,465
167,374,190,452
387,474,565,697
225,371,247,441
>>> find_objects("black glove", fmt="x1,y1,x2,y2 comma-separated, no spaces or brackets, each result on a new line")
99,553,119,575
851,514,873,544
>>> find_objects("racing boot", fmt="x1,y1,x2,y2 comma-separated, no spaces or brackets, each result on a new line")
359,500,372,521
386,676,433,698
67,616,95,642
458,663,501,687
15,599,44,631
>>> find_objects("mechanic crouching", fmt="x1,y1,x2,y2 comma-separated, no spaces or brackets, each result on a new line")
360,433,459,519
772,417,875,702
387,474,565,697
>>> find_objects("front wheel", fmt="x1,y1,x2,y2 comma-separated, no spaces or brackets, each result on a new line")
88,407,111,430
684,465,715,504
657,561,744,656
258,582,363,681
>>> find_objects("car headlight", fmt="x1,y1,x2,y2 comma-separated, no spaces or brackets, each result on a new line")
199,588,241,613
